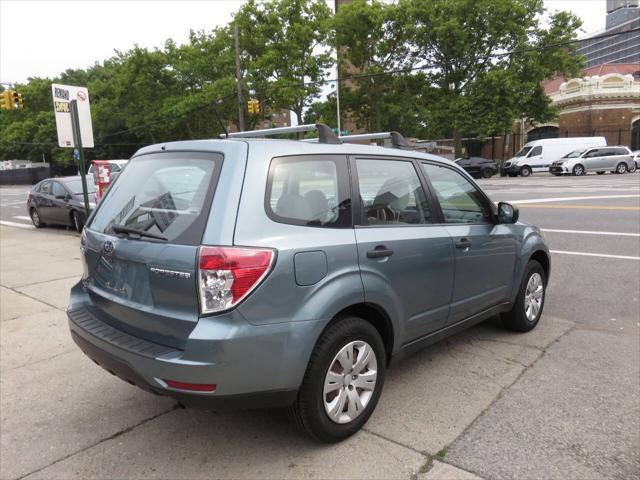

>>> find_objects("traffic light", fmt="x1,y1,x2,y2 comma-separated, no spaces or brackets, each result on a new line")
15,92,24,109
1,90,11,110
247,99,261,115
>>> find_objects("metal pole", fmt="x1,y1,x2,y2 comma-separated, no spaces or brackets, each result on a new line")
234,23,245,132
70,100,91,216
336,69,342,134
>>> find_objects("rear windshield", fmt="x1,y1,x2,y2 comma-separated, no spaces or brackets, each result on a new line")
66,179,96,194
88,152,222,244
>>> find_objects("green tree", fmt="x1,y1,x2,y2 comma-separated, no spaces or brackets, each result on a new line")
402,0,583,156
235,0,334,126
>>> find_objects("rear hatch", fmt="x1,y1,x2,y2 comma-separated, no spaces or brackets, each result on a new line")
81,151,223,349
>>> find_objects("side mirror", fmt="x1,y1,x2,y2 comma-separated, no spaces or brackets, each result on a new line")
55,194,67,200
498,202,519,224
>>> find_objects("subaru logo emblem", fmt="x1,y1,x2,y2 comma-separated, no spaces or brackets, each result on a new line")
102,240,115,255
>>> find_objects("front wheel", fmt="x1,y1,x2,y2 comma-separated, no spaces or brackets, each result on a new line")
572,164,585,176
628,162,637,173
616,162,628,174
288,316,386,443
520,166,532,177
501,260,546,332
71,210,83,232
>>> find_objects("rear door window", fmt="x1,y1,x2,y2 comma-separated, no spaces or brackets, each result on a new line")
265,155,351,227
88,152,222,245
355,158,432,225
39,181,51,194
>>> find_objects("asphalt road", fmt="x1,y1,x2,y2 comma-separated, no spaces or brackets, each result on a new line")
1,171,639,480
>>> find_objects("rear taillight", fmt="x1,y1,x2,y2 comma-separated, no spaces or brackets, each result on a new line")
198,246,275,314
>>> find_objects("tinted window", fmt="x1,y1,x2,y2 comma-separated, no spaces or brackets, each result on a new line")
422,163,491,224
356,159,431,225
89,152,221,245
51,182,67,197
585,149,600,158
529,146,542,156
613,148,629,155
39,181,51,194
110,163,121,172
563,149,585,158
266,155,350,227
66,179,96,194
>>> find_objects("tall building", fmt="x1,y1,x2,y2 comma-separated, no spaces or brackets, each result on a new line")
576,1,639,68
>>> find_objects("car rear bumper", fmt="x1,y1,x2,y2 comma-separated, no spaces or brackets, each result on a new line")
67,282,323,409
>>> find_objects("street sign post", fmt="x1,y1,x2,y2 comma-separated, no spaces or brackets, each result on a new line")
51,84,94,217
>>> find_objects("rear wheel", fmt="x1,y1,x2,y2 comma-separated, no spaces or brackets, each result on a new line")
30,208,44,228
572,164,585,176
616,162,628,174
288,316,386,443
520,166,532,177
502,260,546,332
481,168,494,179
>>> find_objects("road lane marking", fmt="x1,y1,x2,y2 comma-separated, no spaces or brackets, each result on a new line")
542,228,640,237
550,250,640,261
0,221,33,230
519,204,640,211
510,194,640,204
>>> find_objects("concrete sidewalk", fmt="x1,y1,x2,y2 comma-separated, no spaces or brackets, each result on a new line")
1,225,638,480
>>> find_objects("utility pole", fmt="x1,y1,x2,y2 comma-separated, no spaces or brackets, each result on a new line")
234,23,245,132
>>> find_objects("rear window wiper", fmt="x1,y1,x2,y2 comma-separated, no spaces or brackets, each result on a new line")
111,224,167,241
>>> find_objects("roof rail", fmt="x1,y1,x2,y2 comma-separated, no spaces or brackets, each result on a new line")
339,131,411,149
222,123,340,144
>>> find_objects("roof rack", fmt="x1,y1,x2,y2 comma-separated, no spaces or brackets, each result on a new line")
339,131,411,149
221,123,340,144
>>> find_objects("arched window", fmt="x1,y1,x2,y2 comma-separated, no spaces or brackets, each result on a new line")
631,119,640,151
527,126,559,142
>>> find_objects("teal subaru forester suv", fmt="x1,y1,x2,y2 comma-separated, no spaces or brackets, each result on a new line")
68,125,550,442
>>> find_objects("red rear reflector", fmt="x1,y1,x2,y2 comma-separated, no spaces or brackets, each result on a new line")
164,380,216,392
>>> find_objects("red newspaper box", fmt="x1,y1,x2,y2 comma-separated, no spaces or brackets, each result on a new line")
91,160,111,203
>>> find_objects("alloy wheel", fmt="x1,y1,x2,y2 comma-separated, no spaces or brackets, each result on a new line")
323,340,378,424
524,272,544,322
617,163,627,174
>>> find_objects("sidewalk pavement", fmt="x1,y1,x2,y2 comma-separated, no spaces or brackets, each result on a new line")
1,225,638,480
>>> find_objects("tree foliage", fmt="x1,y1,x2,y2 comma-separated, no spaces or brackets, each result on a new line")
0,0,583,163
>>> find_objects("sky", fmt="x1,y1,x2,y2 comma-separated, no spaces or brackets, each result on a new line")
1,0,608,85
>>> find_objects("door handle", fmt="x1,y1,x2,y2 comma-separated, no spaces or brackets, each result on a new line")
455,238,473,249
367,246,394,259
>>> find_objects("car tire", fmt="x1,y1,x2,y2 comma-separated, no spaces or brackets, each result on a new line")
520,166,532,177
501,260,546,333
616,162,627,174
572,164,585,176
481,168,494,179
596,171,605,175
30,208,44,228
71,210,83,232
288,316,386,443
628,162,637,173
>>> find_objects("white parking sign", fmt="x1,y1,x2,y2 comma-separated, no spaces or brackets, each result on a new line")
51,84,94,148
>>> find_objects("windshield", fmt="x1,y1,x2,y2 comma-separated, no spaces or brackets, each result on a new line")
88,153,221,244
514,146,532,157
563,149,586,159
66,180,96,194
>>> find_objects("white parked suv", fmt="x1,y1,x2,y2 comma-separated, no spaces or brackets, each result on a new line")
549,146,636,176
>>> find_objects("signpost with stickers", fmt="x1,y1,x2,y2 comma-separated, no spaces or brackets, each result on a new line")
51,84,94,217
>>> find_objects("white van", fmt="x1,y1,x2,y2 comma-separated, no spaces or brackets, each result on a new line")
501,137,606,177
